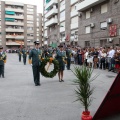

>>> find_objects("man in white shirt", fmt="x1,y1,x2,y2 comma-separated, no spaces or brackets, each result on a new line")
107,46,115,71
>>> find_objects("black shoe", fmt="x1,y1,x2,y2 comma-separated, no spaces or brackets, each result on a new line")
61,79,64,82
35,84,40,86
59,80,62,82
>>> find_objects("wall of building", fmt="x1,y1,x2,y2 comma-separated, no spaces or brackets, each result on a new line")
78,0,120,47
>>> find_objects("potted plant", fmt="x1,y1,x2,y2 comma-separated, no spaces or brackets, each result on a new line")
72,65,98,120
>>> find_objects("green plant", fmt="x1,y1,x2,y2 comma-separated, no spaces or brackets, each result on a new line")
72,65,98,112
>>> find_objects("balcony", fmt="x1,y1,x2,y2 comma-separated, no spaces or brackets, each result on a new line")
5,21,24,26
5,1,24,6
27,17,34,21
27,24,34,27
60,27,65,33
44,26,47,30
71,11,78,17
27,11,34,15
6,35,24,39
45,8,58,19
71,23,78,30
6,41,24,46
60,37,65,43
60,5,65,12
27,42,34,46
45,18,58,27
71,0,78,6
45,0,58,10
5,15,24,19
5,8,24,13
6,28,24,32
77,0,106,11
27,36,34,39
27,30,34,33
60,16,65,22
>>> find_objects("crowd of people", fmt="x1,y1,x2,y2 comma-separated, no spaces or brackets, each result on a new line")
59,45,120,73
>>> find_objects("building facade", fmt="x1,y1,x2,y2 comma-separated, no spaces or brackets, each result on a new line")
0,1,43,49
43,0,120,47
77,0,120,48
43,0,79,46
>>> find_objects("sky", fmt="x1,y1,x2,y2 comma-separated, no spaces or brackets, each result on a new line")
2,0,43,13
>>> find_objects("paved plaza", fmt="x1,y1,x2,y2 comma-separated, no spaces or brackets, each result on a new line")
0,53,119,120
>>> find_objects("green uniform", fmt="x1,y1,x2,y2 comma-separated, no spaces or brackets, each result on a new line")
22,49,27,65
56,50,66,71
48,48,53,57
29,49,42,86
18,49,22,62
66,49,72,70
0,52,6,78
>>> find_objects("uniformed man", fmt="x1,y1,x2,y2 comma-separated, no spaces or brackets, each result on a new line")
0,46,6,78
66,45,72,70
22,47,27,65
18,48,22,62
29,41,42,86
48,45,53,57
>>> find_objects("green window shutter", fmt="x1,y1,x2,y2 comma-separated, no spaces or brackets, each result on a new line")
46,0,51,3
5,18,15,21
5,11,15,15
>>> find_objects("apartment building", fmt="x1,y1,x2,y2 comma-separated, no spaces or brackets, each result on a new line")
44,0,120,48
77,0,120,47
0,1,43,49
43,0,79,46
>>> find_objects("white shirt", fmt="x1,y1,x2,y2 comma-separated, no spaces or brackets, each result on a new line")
108,49,115,58
101,53,107,58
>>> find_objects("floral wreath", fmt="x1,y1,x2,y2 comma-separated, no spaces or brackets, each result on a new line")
40,57,59,78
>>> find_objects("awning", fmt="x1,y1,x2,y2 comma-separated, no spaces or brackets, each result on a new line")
46,0,51,3
49,43,57,48
5,18,15,21
5,11,15,15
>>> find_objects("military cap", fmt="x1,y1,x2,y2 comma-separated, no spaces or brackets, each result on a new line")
58,45,63,48
34,41,40,44
0,46,3,49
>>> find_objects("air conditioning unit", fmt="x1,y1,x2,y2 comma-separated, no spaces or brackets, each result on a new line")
78,12,82,17
90,23,95,28
107,18,113,24
101,27,107,30
107,38,113,43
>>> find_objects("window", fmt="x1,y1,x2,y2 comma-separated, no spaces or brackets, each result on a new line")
60,0,65,7
100,22,107,29
85,26,90,34
101,3,107,14
86,11,90,19
60,11,65,18
27,15,33,18
85,41,90,47
71,16,78,24
60,21,65,27
71,3,77,12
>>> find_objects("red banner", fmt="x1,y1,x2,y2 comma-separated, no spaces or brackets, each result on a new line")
66,35,70,42
109,24,117,37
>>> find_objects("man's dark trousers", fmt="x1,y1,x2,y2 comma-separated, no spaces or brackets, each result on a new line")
67,58,71,70
32,65,40,85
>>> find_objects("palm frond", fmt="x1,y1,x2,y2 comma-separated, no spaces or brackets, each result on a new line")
72,65,98,111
